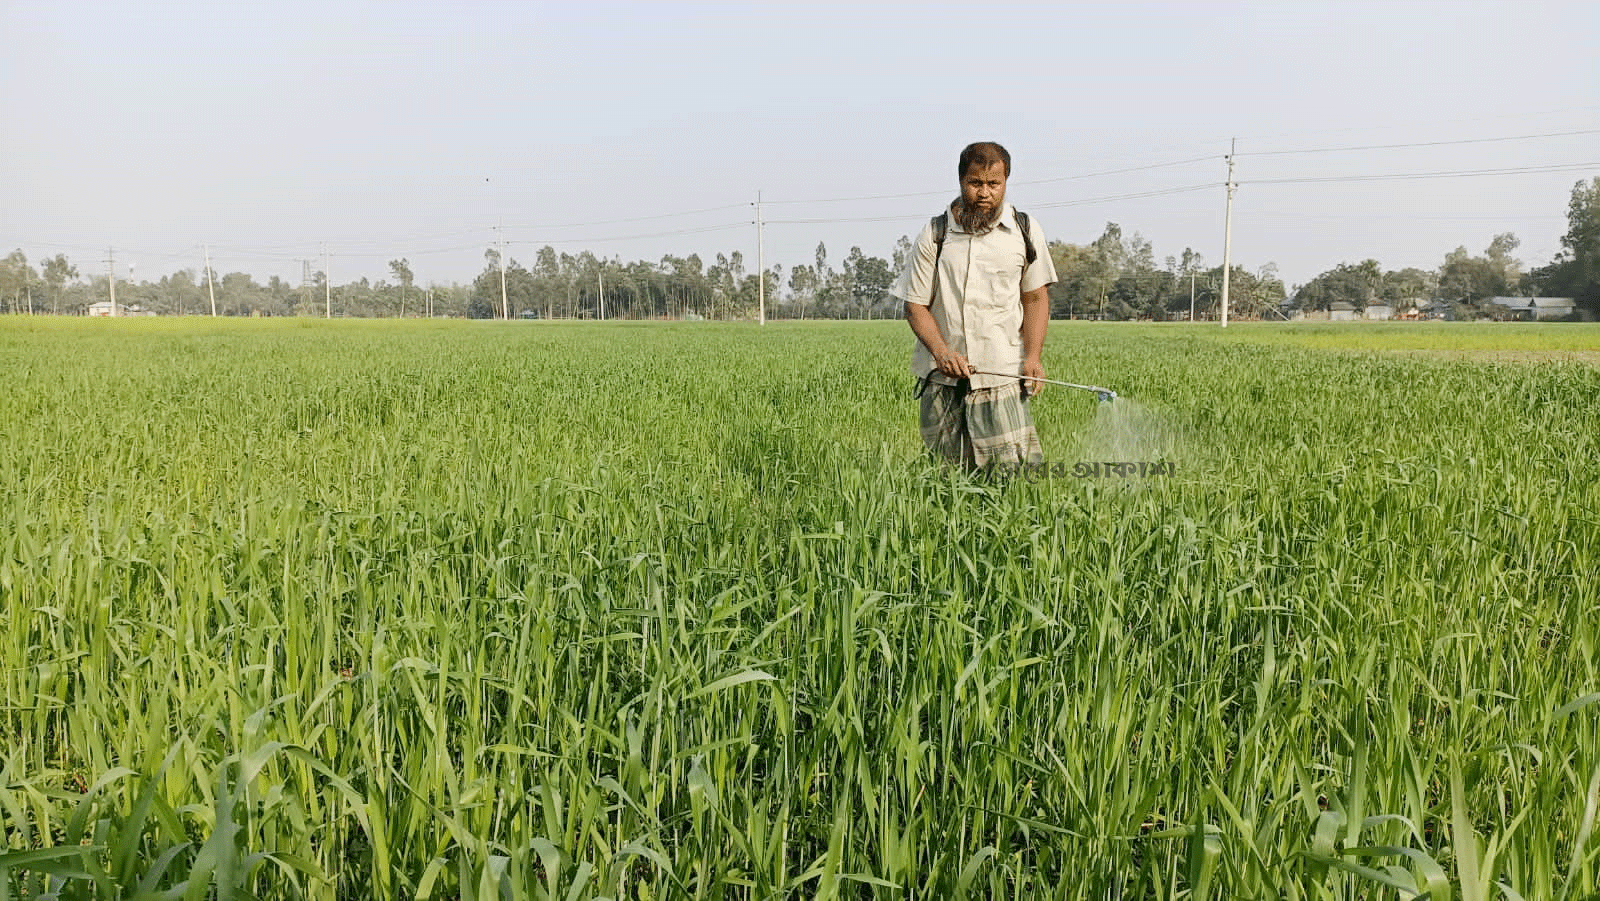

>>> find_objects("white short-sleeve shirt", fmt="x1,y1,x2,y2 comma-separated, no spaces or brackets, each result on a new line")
894,203,1057,390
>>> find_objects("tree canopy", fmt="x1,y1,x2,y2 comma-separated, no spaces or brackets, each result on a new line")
6,180,1592,319
1528,177,1600,313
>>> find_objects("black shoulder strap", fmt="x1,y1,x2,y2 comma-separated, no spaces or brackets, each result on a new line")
1015,209,1037,267
931,210,1036,266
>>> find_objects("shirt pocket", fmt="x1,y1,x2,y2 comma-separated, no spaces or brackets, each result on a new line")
976,265,1020,312
975,238,1025,306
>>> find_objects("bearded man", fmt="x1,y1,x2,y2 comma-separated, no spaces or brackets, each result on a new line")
895,141,1058,468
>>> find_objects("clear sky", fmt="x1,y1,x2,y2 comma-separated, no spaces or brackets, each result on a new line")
3,0,1597,293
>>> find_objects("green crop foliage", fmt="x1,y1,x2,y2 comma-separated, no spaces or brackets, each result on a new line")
1,317,1597,899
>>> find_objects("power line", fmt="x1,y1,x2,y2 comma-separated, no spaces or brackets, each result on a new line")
758,128,1591,208
197,221,752,262
1031,183,1220,210
1240,212,1565,222
767,214,929,226
504,222,750,246
1019,156,1220,186
10,126,1593,281
1245,162,1598,186
766,185,1222,226
498,203,751,230
762,155,1218,206
1237,129,1600,157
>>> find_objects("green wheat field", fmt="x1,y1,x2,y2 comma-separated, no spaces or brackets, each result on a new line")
2,318,1597,900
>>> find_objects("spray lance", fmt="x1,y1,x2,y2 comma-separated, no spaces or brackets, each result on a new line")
967,369,1118,404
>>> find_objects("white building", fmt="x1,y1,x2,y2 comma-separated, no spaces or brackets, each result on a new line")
1487,297,1576,321
87,301,156,317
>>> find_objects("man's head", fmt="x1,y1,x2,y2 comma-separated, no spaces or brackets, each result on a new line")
954,141,1010,235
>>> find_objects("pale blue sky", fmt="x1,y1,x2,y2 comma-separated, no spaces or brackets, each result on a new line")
3,0,1597,292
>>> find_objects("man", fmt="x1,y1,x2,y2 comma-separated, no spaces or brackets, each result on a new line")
896,141,1058,468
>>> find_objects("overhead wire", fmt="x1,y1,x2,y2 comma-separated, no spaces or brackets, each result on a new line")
1244,162,1597,185
497,203,750,230
10,126,1592,276
503,222,750,246
1236,129,1600,157
761,155,1218,206
199,220,753,261
764,184,1221,227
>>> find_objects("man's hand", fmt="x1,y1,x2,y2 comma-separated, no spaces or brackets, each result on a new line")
935,348,973,379
1022,357,1046,397
906,301,972,380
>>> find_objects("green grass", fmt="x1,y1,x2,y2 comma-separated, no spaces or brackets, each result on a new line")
2,318,1597,899
1206,319,1600,353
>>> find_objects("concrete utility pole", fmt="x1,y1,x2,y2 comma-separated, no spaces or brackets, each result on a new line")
203,245,218,316
497,227,509,319
324,244,332,318
598,269,605,320
1220,138,1237,328
105,249,118,317
756,191,765,325
300,259,316,313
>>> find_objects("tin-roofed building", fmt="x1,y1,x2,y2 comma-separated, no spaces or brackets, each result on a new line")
1487,297,1576,321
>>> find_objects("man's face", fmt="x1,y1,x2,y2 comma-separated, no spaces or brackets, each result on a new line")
960,162,1007,217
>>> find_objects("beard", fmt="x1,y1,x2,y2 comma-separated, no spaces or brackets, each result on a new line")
952,196,1002,235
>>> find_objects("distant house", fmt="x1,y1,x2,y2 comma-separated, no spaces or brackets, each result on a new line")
1487,297,1575,321
87,301,156,317
1329,301,1358,322
1364,304,1394,321
1396,298,1427,319
1422,300,1459,321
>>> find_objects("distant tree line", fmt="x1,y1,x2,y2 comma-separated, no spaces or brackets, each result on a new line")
1040,222,1286,321
0,252,481,319
1290,177,1600,319
0,243,897,321
4,178,1595,320
0,233,1283,322
464,243,898,321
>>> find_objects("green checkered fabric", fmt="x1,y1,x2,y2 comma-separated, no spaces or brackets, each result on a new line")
919,380,1044,469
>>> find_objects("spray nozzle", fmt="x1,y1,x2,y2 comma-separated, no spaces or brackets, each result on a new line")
1096,390,1117,404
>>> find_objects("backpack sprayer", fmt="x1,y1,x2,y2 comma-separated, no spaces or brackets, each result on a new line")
969,369,1118,404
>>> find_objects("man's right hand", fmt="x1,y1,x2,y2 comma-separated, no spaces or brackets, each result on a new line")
905,301,972,380
934,349,972,379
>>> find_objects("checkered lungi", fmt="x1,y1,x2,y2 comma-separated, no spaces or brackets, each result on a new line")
918,378,1044,469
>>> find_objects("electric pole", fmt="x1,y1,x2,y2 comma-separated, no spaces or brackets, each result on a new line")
1220,138,1236,328
105,248,118,317
203,244,218,316
757,191,765,325
497,227,509,319
300,259,316,315
324,244,332,318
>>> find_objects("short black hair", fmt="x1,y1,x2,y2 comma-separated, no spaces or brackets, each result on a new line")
959,142,1011,179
